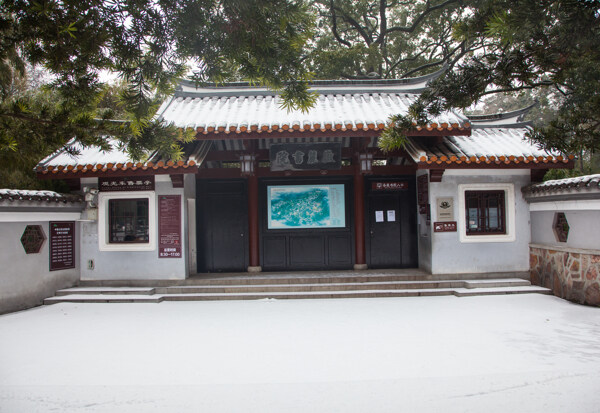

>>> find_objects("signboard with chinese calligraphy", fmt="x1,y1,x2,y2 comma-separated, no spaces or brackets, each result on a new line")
270,143,342,171
158,195,182,258
433,221,457,232
99,176,155,192
49,222,75,271
371,181,408,191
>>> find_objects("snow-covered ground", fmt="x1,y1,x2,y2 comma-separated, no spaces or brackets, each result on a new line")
1,294,599,412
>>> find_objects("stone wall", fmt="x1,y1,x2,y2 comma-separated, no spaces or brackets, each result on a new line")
530,245,600,306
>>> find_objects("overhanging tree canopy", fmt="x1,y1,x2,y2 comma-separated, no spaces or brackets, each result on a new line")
380,0,600,157
0,0,315,188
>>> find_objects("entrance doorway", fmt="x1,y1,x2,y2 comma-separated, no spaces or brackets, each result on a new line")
366,177,418,268
197,180,248,272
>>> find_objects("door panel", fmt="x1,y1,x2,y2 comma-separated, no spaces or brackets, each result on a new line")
366,177,418,269
197,180,248,272
368,194,403,268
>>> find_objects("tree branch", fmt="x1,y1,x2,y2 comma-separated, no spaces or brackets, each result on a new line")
331,4,373,45
385,0,459,34
329,0,352,47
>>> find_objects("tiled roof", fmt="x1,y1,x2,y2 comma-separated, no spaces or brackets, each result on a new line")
156,80,470,135
0,189,82,203
524,174,600,194
36,139,209,177
467,102,537,126
404,125,573,165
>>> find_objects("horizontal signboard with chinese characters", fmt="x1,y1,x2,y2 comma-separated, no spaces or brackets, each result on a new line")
371,181,408,191
433,221,457,232
99,176,155,192
270,143,341,171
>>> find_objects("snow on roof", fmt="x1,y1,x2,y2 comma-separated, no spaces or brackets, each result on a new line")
524,174,600,195
0,189,82,203
36,139,208,177
405,125,571,165
156,79,470,134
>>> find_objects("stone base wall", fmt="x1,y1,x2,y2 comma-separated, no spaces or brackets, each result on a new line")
530,245,600,306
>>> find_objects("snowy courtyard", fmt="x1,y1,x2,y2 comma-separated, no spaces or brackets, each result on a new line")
1,294,599,412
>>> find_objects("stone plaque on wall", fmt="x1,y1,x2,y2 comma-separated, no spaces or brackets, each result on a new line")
270,143,341,171
436,197,454,222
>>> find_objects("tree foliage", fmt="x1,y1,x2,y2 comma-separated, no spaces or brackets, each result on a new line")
308,0,483,79
381,0,600,158
0,0,315,188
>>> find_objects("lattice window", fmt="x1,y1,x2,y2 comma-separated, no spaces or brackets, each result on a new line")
464,190,506,235
553,212,569,242
21,225,46,254
108,198,149,243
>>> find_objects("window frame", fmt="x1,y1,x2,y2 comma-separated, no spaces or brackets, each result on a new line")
108,198,150,244
98,191,156,251
458,183,515,243
464,190,506,235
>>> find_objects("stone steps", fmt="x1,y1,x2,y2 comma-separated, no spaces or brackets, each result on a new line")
44,275,550,304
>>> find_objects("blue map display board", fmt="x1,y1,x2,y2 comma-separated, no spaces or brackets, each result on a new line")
267,184,346,229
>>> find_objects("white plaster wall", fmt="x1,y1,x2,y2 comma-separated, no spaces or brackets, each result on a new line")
0,221,80,314
428,170,531,274
80,177,190,280
531,209,600,251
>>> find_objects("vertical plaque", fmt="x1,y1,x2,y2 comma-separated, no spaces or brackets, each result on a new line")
158,195,182,258
417,174,429,214
49,222,75,271
436,197,454,222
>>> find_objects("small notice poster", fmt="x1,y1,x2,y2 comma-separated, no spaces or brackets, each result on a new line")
375,211,384,222
387,210,396,222
50,222,75,271
158,195,182,258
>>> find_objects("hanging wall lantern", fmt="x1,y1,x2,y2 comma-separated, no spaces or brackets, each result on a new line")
240,154,255,176
359,153,373,174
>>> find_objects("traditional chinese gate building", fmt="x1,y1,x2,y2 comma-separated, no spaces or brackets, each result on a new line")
36,75,574,280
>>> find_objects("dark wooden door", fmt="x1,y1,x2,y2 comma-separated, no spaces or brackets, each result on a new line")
366,180,417,268
197,180,248,272
368,194,403,267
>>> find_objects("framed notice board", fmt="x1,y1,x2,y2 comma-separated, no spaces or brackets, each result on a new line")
158,195,182,258
49,221,75,271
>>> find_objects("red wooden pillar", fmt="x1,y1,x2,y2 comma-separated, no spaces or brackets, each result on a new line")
247,172,261,272
354,169,367,270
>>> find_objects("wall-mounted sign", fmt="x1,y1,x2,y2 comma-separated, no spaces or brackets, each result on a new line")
371,181,408,191
99,176,155,192
417,174,429,214
436,197,454,222
158,195,182,258
433,221,457,232
50,221,75,271
270,143,342,171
